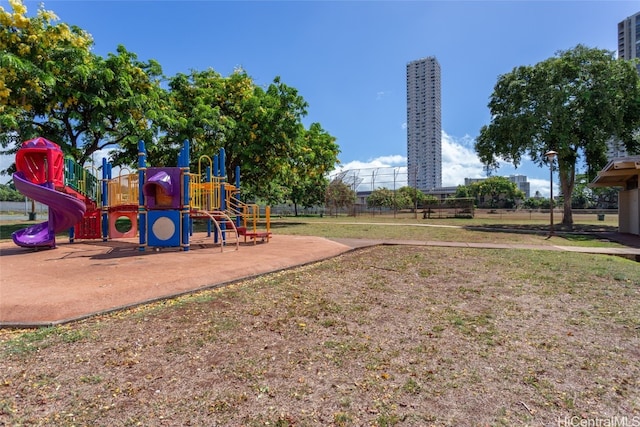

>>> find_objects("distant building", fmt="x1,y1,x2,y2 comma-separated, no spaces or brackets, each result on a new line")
618,11,640,74
406,56,442,192
609,11,640,159
424,186,457,201
509,174,531,198
607,138,631,160
464,175,531,199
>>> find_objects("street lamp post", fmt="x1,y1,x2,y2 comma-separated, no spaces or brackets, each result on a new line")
544,150,557,237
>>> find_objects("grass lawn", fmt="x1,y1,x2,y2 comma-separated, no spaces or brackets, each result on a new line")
0,213,638,425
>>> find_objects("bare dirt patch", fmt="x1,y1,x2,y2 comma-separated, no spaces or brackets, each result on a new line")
1,246,639,426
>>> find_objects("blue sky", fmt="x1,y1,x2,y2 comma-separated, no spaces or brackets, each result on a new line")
3,0,639,197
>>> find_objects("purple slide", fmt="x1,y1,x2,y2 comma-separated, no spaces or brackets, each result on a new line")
12,172,87,248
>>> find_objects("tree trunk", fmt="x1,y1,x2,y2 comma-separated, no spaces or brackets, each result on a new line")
561,188,573,227
558,161,575,228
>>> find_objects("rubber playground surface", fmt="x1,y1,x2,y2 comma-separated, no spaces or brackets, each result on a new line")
2,231,640,328
0,234,356,328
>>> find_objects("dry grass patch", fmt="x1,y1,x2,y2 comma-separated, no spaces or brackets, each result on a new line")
1,246,639,426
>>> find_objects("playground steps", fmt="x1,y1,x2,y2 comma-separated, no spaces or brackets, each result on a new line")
193,210,239,251
236,227,272,244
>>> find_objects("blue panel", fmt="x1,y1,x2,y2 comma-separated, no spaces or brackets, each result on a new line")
147,210,181,247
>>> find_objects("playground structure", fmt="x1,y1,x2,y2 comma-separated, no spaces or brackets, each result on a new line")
11,137,271,250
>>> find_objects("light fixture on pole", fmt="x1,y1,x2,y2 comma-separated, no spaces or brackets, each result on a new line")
544,150,557,237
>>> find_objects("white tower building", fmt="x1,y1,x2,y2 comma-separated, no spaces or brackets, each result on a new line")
610,11,640,159
406,57,442,192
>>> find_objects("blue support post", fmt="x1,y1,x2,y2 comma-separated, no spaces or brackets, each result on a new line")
219,148,226,180
213,154,219,178
101,158,110,241
219,180,226,244
221,148,227,242
181,140,191,251
138,141,147,251
206,165,212,237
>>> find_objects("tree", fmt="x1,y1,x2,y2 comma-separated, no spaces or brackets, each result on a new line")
367,187,395,211
0,0,92,171
0,182,23,201
393,187,412,210
288,177,328,216
325,179,355,216
456,177,524,208
2,0,339,202
112,67,226,169
397,186,434,209
454,185,472,199
473,176,524,208
366,186,435,212
523,197,545,210
45,46,164,166
126,69,338,205
475,45,640,227
287,123,339,215
0,0,165,171
177,70,311,203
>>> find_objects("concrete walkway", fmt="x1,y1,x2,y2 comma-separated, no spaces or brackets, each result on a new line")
331,234,640,257
1,232,639,328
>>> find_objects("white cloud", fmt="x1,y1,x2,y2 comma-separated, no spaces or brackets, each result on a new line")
334,131,486,188
374,154,405,165
331,130,554,197
528,178,554,198
337,154,406,171
90,147,125,178
440,130,485,187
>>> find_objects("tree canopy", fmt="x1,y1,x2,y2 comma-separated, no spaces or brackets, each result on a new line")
1,0,163,167
475,44,640,226
0,182,23,201
1,0,339,206
1,0,91,162
457,177,525,209
325,179,355,216
366,187,395,211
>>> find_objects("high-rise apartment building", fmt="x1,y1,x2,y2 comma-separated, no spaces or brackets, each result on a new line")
609,11,640,159
618,11,640,74
406,56,442,192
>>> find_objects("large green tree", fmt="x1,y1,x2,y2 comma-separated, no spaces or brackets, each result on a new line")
0,0,164,170
222,73,316,203
111,67,226,169
453,178,523,208
325,179,356,216
45,46,163,165
127,68,338,204
367,187,395,211
397,186,434,209
0,0,92,168
475,45,640,226
2,0,338,203
0,183,23,201
472,176,524,208
288,123,339,215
